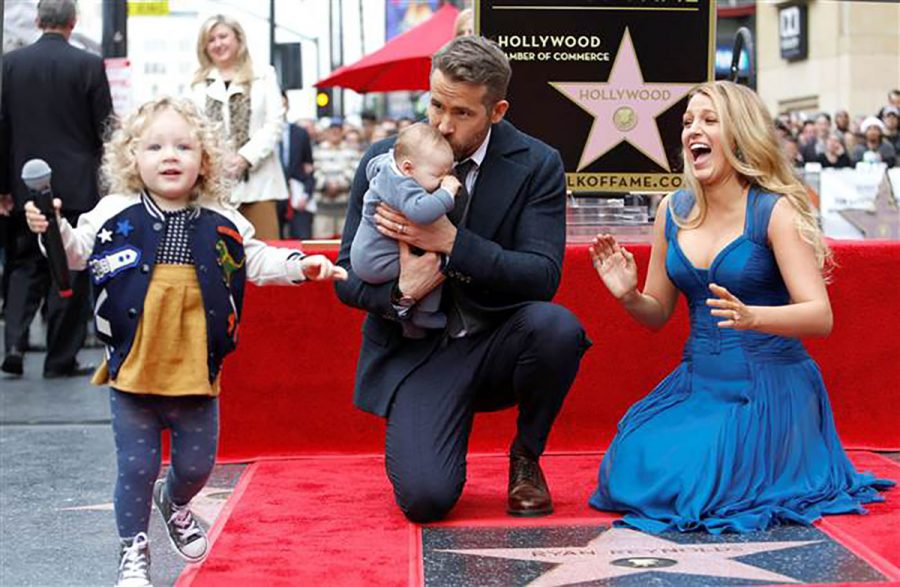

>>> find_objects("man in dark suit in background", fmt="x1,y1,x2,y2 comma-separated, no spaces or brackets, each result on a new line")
0,0,113,377
335,36,590,523
278,90,316,240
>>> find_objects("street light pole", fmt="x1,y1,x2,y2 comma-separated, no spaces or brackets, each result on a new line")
269,0,276,66
330,0,345,118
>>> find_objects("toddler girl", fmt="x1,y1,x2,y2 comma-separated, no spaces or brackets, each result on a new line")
25,97,346,586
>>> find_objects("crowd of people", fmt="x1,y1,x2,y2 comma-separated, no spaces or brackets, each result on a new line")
777,90,900,169
292,114,419,240
0,2,895,587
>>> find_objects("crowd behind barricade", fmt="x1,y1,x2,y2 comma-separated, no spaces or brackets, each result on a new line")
775,89,900,171
283,112,418,240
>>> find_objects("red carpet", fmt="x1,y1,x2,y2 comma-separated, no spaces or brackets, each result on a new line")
817,452,900,578
175,241,900,585
177,452,899,586
214,242,900,460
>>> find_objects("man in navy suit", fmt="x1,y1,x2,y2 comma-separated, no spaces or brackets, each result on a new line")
335,36,589,522
0,0,113,377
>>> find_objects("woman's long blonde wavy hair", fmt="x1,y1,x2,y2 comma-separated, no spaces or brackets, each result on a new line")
192,15,254,86
678,80,832,272
101,97,231,206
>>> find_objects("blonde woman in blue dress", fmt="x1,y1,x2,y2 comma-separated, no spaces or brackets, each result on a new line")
588,80,892,534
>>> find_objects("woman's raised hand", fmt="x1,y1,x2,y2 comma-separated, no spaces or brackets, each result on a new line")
589,234,638,301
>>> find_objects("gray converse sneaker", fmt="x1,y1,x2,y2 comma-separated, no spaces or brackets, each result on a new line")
152,479,208,562
116,532,152,587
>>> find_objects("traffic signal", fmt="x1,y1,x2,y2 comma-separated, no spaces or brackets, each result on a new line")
102,0,128,57
316,88,333,119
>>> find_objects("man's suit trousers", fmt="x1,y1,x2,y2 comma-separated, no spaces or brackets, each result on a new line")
384,301,589,523
3,212,89,372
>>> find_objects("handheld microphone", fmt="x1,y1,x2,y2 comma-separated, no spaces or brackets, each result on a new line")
21,159,73,298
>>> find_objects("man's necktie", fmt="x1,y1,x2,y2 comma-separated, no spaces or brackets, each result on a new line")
447,159,475,226
444,159,479,338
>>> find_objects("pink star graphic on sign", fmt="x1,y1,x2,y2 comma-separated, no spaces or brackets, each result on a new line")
551,28,696,172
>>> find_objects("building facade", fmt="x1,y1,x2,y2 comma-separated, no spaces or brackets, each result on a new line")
757,0,900,118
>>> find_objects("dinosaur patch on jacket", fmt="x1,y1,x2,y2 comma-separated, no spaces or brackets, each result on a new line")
89,245,142,285
215,239,245,286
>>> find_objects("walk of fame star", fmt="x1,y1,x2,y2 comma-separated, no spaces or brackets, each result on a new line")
437,527,820,585
60,485,232,526
550,28,695,172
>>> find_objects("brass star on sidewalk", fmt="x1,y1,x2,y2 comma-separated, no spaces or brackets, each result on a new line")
438,527,819,585
839,173,900,239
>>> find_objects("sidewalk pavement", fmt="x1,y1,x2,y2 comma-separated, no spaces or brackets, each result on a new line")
0,324,241,587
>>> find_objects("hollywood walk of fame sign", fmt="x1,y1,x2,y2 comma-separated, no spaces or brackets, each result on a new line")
477,0,715,193
422,524,888,586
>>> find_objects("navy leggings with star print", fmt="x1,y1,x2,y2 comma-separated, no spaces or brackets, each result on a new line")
110,389,218,539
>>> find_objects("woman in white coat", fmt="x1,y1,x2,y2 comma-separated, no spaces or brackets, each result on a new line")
191,14,287,240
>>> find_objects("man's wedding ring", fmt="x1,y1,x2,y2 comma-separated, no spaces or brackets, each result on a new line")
397,223,405,234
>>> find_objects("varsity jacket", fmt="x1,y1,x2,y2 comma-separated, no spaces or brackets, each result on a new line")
58,192,306,382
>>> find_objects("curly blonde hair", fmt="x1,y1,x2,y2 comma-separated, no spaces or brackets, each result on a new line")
101,97,231,206
678,80,832,272
193,15,254,86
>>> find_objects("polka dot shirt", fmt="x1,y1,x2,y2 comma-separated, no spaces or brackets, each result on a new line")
156,209,194,265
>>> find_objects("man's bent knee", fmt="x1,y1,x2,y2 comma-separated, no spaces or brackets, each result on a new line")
522,303,588,354
395,478,463,524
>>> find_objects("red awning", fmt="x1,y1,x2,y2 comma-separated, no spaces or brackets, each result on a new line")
316,4,459,93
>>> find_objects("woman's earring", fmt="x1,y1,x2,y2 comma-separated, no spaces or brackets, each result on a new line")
734,146,745,163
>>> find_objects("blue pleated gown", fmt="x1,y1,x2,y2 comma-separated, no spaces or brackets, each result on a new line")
589,187,893,534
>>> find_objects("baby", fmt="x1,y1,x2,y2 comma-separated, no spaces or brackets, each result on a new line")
350,123,460,338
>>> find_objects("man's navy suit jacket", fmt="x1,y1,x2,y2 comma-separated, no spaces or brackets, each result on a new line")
335,119,568,417
0,33,113,212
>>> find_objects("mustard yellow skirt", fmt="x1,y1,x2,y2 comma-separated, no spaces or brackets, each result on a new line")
92,264,221,396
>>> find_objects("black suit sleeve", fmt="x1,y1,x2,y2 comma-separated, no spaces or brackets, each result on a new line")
298,127,313,165
0,61,10,194
447,147,566,302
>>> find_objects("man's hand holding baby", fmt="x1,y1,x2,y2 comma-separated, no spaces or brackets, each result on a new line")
375,203,456,255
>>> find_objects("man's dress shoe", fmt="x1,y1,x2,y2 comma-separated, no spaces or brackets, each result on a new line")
507,452,553,517
1,351,24,376
43,362,96,379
